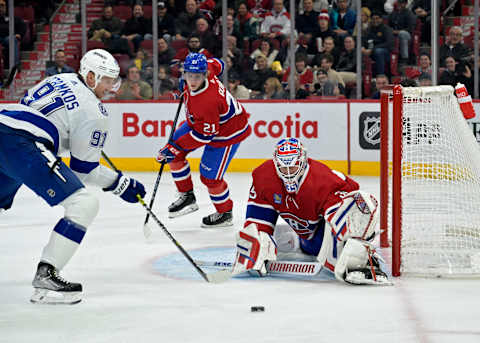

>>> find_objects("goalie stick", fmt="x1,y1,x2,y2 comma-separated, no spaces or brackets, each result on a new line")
195,260,323,277
101,151,230,283
136,195,231,283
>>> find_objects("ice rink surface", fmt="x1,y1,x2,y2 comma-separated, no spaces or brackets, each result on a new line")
1,172,480,343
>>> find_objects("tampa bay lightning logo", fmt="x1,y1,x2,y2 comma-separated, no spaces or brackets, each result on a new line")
98,103,108,117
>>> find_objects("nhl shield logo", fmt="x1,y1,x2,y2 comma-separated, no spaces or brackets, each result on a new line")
359,112,380,150
363,116,380,145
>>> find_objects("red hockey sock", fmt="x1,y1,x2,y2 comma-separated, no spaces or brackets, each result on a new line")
201,176,233,213
170,160,193,193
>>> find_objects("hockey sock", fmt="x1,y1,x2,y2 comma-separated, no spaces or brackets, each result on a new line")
170,160,193,192
40,218,86,270
202,178,232,213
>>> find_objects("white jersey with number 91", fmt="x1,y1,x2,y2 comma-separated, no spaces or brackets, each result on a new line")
16,73,117,187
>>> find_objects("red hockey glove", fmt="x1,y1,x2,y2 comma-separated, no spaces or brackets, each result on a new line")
156,143,183,163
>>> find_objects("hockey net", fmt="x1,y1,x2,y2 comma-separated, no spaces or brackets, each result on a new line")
380,85,480,277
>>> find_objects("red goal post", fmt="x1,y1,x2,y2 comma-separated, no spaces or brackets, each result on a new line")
380,85,480,277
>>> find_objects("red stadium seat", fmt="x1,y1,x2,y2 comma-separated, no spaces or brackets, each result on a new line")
113,53,132,77
140,39,154,53
113,5,132,21
390,53,399,76
87,40,106,51
143,5,152,19
170,39,187,52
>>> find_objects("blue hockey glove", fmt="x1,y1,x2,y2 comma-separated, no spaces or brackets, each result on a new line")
103,172,146,203
156,142,183,163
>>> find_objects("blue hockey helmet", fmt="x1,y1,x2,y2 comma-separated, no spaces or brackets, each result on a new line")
184,53,207,74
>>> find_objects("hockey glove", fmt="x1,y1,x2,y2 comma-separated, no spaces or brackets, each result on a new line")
103,172,146,203
232,223,277,277
156,142,183,163
334,239,392,286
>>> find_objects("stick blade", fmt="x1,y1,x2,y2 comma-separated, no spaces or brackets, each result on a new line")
205,269,232,283
143,222,153,240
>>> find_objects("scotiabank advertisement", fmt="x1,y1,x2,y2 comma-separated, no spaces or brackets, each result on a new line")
103,102,349,161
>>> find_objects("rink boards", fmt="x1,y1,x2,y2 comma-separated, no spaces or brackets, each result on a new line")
3,99,480,175
100,100,384,175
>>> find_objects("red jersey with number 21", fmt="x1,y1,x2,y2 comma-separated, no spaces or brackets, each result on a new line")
175,58,252,150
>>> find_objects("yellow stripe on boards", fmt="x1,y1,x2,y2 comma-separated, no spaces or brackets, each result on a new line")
61,158,381,176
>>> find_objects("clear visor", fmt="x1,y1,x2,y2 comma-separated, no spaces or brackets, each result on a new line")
98,75,122,92
184,72,206,82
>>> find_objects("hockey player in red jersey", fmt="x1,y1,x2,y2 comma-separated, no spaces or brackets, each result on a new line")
156,53,251,228
231,138,391,285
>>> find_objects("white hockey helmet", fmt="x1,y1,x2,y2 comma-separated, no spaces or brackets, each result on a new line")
273,138,308,193
79,49,120,90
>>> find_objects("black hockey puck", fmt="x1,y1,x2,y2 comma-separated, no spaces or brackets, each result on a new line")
251,306,265,312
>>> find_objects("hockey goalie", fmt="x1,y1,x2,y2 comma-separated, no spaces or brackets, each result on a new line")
231,138,391,285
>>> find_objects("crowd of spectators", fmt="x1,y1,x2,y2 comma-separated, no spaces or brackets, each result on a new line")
2,0,477,99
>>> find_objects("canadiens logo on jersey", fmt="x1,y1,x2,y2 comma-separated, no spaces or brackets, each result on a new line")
279,212,320,238
98,103,108,116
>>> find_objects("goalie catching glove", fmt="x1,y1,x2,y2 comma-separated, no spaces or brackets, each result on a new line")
335,239,392,286
232,223,277,276
324,190,391,285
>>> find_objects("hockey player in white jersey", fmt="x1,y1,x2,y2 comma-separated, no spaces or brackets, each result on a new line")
0,49,146,304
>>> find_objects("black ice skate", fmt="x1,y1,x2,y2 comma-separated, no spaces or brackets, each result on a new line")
201,210,233,228
30,262,82,305
168,190,199,218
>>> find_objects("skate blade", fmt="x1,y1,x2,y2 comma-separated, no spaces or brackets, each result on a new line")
30,288,82,305
201,220,234,229
168,203,199,218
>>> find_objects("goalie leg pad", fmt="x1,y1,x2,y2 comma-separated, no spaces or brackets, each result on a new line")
232,223,277,276
335,239,392,286
325,191,379,242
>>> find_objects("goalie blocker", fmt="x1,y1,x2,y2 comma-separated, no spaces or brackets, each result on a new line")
231,138,391,285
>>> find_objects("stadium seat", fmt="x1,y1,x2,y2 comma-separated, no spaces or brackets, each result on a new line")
140,39,154,54
143,5,152,19
113,5,132,21
14,6,35,49
170,39,187,52
113,53,132,77
390,53,399,76
87,40,106,51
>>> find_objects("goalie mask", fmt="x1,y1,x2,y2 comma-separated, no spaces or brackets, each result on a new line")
273,138,308,193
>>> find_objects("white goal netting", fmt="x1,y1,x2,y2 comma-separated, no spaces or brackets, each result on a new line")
388,86,480,276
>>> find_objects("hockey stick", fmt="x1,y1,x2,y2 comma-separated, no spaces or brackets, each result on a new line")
101,151,230,283
144,93,184,227
1,64,18,89
195,259,322,277
136,195,231,283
